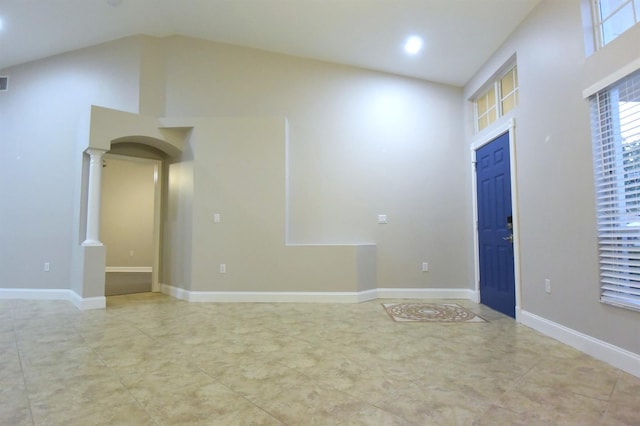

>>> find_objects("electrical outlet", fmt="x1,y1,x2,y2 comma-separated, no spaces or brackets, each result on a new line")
44,262,50,272
377,214,388,224
422,262,429,272
214,213,221,223
544,278,551,294
219,264,226,274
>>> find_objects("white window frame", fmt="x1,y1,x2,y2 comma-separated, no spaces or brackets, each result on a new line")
474,87,498,133
590,68,640,312
473,64,519,134
500,66,519,114
591,0,640,49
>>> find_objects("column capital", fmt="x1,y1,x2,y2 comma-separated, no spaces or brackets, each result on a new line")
85,148,107,157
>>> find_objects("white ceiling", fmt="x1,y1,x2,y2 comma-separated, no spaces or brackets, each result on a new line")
0,0,541,86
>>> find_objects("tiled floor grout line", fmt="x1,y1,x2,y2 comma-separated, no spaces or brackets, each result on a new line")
73,321,162,426
11,301,36,426
195,365,287,425
5,294,638,425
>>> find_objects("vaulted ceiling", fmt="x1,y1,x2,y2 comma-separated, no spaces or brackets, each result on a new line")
0,0,541,86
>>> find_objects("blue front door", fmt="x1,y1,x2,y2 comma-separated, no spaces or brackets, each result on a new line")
476,132,516,318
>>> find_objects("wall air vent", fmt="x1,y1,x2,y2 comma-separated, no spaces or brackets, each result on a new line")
0,76,8,91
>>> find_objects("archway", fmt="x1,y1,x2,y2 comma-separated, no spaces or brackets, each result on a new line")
75,106,189,309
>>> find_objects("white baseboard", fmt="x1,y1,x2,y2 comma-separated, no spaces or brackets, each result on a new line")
161,283,190,301
69,292,106,310
377,288,478,301
105,266,152,273
160,285,474,304
521,310,640,378
0,288,106,310
161,284,373,303
0,285,475,306
357,289,379,302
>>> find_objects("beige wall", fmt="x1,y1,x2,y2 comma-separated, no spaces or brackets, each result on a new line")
0,34,470,295
164,156,194,291
163,37,471,291
464,0,640,355
165,116,377,293
101,156,156,267
582,19,640,95
0,37,142,292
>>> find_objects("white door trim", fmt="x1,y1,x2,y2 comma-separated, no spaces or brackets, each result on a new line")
470,119,523,321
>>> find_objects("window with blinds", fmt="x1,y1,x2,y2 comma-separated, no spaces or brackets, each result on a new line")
590,68,640,311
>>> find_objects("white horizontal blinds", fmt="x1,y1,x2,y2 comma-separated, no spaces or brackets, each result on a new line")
591,68,640,311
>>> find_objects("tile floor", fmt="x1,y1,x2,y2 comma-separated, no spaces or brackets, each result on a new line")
1,293,639,425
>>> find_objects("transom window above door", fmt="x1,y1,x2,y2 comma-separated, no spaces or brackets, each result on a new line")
473,65,519,133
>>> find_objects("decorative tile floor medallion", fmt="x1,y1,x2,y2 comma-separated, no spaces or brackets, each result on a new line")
383,303,487,323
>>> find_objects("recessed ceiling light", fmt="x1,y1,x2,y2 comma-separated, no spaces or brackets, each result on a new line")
404,36,423,55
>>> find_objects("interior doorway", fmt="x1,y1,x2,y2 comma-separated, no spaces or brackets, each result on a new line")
101,154,162,296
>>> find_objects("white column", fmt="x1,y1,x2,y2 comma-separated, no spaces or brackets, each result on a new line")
83,149,106,246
